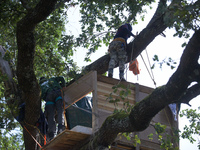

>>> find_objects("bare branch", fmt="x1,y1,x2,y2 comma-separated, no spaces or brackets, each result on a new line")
178,84,200,105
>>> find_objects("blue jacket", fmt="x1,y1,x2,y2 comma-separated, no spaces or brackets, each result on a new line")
114,24,135,42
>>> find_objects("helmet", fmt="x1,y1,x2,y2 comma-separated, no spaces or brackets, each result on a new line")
39,77,47,84
126,23,132,31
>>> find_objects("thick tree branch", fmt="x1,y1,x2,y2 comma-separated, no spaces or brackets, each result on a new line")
178,84,200,105
165,29,200,101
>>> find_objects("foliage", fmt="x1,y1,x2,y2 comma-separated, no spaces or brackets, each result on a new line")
0,98,24,149
147,123,179,150
0,0,79,80
0,0,79,148
0,128,24,150
106,83,134,113
151,55,177,70
169,0,200,38
180,107,200,148
77,0,155,60
119,132,141,147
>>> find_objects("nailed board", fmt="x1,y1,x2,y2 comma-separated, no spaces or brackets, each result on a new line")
97,81,135,112
42,130,90,150
64,71,96,106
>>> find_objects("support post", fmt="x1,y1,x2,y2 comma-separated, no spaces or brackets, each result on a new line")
92,71,99,133
135,83,140,150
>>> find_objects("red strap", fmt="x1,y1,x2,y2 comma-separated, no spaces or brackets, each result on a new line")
44,135,47,145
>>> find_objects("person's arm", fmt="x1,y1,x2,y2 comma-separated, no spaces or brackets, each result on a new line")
124,28,136,38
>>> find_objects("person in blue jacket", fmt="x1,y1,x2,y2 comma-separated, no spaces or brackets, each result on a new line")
39,76,66,141
108,23,136,81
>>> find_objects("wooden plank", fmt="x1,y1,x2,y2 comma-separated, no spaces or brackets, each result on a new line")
63,71,96,107
97,82,135,97
42,130,91,150
98,99,135,109
97,80,135,112
97,74,135,90
97,74,154,94
139,84,154,94
97,82,135,101
97,90,135,102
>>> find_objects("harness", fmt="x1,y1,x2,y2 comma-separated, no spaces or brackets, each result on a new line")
108,37,126,52
45,89,63,106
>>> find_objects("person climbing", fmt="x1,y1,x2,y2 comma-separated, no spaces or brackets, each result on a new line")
39,76,66,141
108,23,136,81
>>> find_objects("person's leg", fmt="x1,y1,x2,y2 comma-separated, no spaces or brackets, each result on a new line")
108,41,118,78
118,45,127,81
45,103,56,140
55,98,65,134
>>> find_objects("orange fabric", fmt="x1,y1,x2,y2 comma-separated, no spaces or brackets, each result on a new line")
44,135,46,145
129,59,140,75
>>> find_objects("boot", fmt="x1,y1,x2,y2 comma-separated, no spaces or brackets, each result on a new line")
48,132,55,141
119,70,126,81
108,68,113,78
57,124,66,134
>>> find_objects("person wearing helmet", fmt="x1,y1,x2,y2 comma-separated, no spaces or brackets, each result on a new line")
39,76,66,141
108,23,136,81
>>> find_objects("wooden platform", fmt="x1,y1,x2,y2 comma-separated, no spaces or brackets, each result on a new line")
42,71,178,150
42,129,91,150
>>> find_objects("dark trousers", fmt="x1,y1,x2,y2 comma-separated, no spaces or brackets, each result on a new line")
45,89,64,138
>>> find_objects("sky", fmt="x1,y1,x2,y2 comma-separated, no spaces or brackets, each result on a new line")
66,2,199,150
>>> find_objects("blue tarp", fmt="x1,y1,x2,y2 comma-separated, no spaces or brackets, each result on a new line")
65,96,93,129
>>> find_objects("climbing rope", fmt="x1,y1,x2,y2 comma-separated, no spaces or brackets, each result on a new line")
140,51,156,88
129,34,156,87
61,89,68,129
23,124,43,149
23,121,47,146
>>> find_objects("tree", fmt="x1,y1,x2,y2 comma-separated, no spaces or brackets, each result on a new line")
0,0,199,149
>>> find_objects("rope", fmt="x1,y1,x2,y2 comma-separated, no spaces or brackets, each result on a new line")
140,53,156,88
61,89,68,129
24,121,47,145
145,49,156,85
129,34,156,87
23,124,43,149
129,38,177,138
164,108,175,136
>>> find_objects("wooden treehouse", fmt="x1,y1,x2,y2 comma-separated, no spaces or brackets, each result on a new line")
42,71,178,150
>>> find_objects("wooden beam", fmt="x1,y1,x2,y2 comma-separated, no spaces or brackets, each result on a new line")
92,71,99,132
42,130,91,150
63,71,96,108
